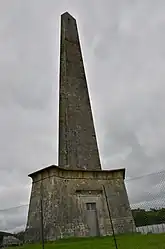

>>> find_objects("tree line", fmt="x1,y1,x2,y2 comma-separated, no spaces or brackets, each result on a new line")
132,208,165,227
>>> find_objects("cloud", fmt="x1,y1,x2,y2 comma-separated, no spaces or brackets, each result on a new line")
126,171,165,210
0,205,28,233
0,0,165,231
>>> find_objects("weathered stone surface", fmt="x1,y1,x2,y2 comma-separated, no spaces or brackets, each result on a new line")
59,12,101,170
26,166,135,241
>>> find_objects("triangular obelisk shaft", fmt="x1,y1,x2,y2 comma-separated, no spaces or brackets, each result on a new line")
58,12,101,170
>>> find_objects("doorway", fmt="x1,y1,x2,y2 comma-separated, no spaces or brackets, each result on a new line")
85,202,99,236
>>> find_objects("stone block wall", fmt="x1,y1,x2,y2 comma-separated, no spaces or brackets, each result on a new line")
59,12,101,170
25,166,135,241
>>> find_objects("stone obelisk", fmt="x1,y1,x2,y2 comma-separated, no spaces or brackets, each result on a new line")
58,12,101,170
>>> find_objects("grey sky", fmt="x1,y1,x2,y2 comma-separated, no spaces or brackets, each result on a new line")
0,0,165,231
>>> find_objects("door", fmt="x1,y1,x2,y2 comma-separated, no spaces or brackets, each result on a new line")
85,202,99,236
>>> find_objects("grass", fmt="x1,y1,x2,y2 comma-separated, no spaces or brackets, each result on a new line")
11,234,165,249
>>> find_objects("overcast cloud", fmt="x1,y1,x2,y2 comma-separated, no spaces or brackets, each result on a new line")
0,0,165,232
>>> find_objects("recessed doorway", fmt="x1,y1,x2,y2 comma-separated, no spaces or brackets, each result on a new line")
85,202,99,236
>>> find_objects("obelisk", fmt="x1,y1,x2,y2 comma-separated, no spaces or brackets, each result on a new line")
58,12,101,170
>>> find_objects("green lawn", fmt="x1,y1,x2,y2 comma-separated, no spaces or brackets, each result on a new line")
15,234,165,249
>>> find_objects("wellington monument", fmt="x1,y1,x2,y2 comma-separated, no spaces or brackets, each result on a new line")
26,12,135,241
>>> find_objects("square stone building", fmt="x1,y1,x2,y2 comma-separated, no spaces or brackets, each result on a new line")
26,12,135,241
